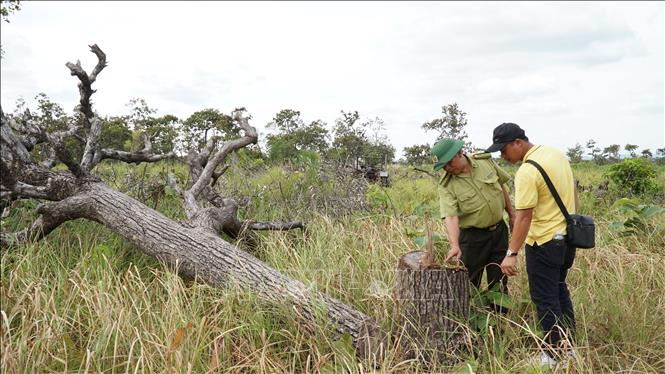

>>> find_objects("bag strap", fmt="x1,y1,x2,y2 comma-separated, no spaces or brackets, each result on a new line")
525,160,571,221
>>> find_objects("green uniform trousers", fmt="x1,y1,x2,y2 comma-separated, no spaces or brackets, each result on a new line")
459,220,509,293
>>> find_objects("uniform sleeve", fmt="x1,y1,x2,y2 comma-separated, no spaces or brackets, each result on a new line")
492,160,512,185
515,165,538,209
438,184,459,219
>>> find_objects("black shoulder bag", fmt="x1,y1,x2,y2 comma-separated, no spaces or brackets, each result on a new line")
525,160,595,249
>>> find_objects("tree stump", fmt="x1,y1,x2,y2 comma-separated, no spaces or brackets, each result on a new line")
395,251,470,364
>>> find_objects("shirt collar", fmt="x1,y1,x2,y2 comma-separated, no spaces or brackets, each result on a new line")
522,145,541,162
440,154,476,185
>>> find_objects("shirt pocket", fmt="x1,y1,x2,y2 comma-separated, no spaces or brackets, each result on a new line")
457,189,483,214
482,175,503,198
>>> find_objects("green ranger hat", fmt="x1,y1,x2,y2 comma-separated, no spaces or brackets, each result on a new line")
431,138,464,171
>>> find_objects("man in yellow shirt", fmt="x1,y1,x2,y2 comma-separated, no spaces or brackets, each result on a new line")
485,123,578,367
432,138,514,298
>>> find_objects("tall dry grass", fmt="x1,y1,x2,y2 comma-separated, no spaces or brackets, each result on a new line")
1,161,664,373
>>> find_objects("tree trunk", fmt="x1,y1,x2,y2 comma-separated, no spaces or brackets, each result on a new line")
394,254,470,364
40,179,385,361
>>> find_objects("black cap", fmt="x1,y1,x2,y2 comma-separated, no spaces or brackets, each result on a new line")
485,123,527,153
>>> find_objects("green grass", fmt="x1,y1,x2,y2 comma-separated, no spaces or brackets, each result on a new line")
1,160,664,373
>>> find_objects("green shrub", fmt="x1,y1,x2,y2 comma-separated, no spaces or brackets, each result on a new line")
605,158,658,195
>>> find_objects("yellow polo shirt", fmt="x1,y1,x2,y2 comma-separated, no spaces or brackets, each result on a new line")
515,145,575,245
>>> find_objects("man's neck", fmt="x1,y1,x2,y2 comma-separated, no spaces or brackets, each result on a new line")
520,142,535,160
460,155,472,175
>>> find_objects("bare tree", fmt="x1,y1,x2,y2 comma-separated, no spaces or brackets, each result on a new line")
0,45,384,361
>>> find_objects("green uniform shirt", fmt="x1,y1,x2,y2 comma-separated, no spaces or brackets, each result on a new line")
438,153,512,229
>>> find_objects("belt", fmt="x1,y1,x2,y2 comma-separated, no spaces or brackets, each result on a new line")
464,221,502,232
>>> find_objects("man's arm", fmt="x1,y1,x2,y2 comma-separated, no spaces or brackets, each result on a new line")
501,208,533,276
501,184,515,230
443,216,462,262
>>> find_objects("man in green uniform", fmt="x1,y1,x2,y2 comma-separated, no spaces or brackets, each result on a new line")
432,138,515,294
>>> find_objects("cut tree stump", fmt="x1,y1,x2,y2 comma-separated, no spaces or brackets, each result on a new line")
395,251,470,364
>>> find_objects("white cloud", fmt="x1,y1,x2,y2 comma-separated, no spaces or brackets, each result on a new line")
1,1,662,158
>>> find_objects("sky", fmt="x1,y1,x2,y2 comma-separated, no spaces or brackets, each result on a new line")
1,1,663,158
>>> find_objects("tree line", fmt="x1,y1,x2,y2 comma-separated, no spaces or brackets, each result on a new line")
566,141,665,164
7,94,663,169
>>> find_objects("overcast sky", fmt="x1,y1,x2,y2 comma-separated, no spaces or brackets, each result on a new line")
1,1,663,158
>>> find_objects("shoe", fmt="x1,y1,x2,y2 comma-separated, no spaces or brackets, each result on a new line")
566,348,578,359
539,351,558,369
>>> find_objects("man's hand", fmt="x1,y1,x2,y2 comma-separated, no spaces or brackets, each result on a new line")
501,256,518,276
445,246,462,262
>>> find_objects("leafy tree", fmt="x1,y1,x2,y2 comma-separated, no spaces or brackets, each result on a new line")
268,109,302,134
586,139,604,164
566,143,584,163
331,110,367,167
265,109,329,161
126,98,180,154
364,142,395,168
24,93,82,163
297,119,329,154
99,116,132,151
182,108,237,152
625,144,638,158
422,103,470,147
403,144,432,166
363,116,395,166
603,144,621,162
656,148,665,158
641,149,652,159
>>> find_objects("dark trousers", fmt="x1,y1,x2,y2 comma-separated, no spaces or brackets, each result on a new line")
459,220,509,293
525,238,577,354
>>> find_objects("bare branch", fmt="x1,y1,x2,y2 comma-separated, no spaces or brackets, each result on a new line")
3,198,86,245
100,148,175,164
413,167,437,179
211,164,230,187
142,133,153,153
48,134,84,177
66,45,107,172
242,220,306,231
88,44,107,83
187,110,257,199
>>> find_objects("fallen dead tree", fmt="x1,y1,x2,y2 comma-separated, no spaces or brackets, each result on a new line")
0,45,384,362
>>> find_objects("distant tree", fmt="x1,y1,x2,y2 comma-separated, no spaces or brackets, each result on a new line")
182,108,237,152
26,93,81,163
625,144,638,158
656,148,665,158
126,98,181,155
265,109,329,160
331,110,367,167
641,149,652,159
422,103,471,148
403,144,432,166
99,116,132,151
566,143,584,163
363,117,394,167
364,142,395,168
585,139,602,163
603,144,621,162
297,119,329,154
